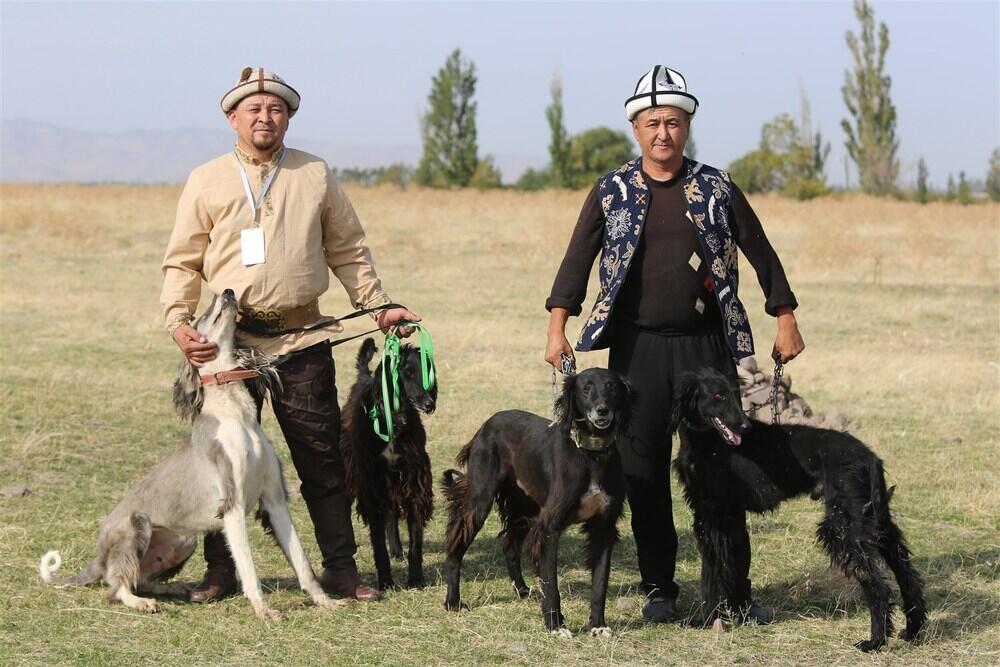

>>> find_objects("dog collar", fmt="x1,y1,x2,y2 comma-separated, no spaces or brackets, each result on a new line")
571,426,616,454
199,369,262,386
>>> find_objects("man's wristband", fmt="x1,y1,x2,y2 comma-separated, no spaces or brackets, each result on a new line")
364,295,394,322
166,314,194,335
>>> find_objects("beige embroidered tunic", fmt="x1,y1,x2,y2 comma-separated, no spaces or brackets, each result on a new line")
160,145,391,355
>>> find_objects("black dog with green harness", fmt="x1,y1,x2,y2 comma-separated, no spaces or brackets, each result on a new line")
339,324,437,590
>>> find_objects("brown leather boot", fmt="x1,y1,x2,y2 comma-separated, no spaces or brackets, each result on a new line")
188,566,238,602
188,532,238,602
320,563,382,602
302,493,380,600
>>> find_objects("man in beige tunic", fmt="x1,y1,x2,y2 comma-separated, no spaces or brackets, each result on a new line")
161,67,417,602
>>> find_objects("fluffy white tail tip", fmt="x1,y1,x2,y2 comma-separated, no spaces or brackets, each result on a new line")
39,550,62,583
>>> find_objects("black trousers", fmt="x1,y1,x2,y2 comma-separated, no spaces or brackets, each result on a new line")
203,342,358,573
608,323,744,599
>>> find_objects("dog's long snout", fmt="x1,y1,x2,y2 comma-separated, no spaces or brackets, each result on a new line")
220,289,239,311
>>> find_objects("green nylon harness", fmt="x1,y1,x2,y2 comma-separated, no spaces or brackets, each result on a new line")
368,322,435,442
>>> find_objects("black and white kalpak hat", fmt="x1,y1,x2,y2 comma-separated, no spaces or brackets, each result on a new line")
625,66,698,120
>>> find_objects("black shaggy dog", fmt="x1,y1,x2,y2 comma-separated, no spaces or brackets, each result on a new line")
441,368,632,637
673,367,927,652
340,337,437,590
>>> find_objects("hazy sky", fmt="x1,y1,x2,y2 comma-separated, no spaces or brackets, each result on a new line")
2,1,998,187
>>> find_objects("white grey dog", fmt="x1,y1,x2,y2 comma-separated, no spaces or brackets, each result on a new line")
39,289,346,619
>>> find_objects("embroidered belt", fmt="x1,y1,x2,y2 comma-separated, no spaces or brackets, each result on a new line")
237,300,323,335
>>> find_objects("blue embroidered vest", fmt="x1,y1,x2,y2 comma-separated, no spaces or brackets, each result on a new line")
576,157,755,359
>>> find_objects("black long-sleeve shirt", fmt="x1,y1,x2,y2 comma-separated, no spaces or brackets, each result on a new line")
546,172,797,334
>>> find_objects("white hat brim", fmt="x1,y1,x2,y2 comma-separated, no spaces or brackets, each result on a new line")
626,91,698,120
221,79,301,116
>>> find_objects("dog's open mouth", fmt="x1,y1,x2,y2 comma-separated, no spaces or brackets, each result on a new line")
711,417,742,446
590,416,613,430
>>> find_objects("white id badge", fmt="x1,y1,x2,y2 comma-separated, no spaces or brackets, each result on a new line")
240,227,266,266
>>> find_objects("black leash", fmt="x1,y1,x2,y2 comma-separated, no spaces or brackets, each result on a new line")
238,302,406,346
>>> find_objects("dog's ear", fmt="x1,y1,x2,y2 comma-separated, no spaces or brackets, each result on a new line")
172,358,204,422
233,345,281,403
556,372,579,435
671,372,699,432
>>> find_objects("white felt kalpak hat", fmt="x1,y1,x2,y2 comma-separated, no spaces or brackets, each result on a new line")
221,67,300,116
625,66,698,120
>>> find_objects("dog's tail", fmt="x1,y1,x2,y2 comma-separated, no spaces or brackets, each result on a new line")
39,551,103,587
863,457,893,522
441,469,473,555
454,439,475,469
356,338,378,379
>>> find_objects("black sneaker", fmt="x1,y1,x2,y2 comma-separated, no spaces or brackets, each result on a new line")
641,594,677,623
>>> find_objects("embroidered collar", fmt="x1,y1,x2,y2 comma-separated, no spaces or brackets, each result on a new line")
234,143,286,167
570,423,617,455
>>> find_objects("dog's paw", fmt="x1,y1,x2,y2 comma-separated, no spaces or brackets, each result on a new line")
588,626,612,639
405,576,426,590
443,600,469,612
514,585,531,599
899,625,922,642
134,598,161,614
854,638,885,653
550,627,573,639
255,605,284,622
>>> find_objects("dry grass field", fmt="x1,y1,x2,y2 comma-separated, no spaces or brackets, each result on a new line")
1,182,998,666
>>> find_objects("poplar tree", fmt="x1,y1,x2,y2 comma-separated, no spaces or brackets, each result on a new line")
915,158,929,204
546,75,571,187
957,171,972,205
416,49,480,188
841,0,899,195
987,147,1000,202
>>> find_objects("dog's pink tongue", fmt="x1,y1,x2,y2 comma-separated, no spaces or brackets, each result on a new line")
731,432,742,446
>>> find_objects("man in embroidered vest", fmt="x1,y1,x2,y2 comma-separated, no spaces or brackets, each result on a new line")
161,67,419,604
545,66,804,623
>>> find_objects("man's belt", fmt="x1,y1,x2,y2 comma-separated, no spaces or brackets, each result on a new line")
236,300,406,337
237,300,324,336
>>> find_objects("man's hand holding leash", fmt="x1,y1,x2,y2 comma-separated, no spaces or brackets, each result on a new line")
376,306,421,337
544,306,576,370
772,306,805,363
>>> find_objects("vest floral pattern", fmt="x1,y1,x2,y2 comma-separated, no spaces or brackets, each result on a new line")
576,157,755,359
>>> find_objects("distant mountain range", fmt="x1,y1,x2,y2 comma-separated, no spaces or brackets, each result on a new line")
0,119,540,184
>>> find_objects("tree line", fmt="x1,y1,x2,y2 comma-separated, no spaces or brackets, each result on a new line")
335,0,999,203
